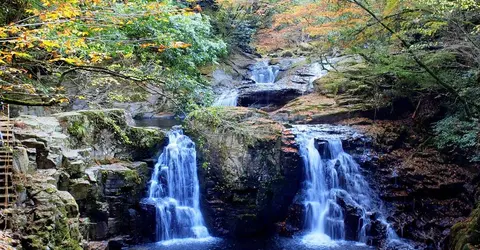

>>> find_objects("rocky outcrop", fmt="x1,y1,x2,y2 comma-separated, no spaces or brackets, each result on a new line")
271,93,360,123
7,171,82,249
185,107,302,237
340,118,478,249
237,85,303,111
8,109,165,248
446,203,480,250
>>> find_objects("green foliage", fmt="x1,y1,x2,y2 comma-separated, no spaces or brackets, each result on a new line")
0,0,227,112
67,120,88,140
434,116,480,162
207,0,272,52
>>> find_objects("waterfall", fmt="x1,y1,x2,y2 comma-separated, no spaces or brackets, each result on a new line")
147,129,209,242
293,125,405,247
251,61,279,84
213,89,238,107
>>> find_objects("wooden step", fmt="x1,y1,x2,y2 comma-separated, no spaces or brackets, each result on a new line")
0,187,14,192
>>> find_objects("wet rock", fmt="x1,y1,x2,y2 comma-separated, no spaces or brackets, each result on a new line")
186,107,302,237
337,196,364,241
237,86,303,110
342,118,478,248
366,217,388,247
79,162,151,242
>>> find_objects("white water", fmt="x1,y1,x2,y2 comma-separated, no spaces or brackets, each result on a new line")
147,129,210,241
251,61,280,84
293,125,411,248
213,89,238,107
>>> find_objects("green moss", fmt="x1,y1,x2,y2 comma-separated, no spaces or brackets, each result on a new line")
15,184,25,193
121,169,141,185
128,127,165,149
449,203,480,250
80,110,131,144
67,120,88,140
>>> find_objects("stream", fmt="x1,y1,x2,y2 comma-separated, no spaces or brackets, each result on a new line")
132,57,413,250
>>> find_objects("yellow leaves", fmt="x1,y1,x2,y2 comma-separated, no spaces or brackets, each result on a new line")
77,95,86,100
9,52,33,60
21,84,36,94
0,28,7,39
59,98,70,103
172,42,192,49
50,57,83,65
140,43,156,48
63,57,83,65
41,0,52,7
0,59,6,65
41,40,61,51
73,38,87,48
88,52,111,64
0,86,13,92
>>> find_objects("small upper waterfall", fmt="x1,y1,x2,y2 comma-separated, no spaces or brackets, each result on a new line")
293,125,408,248
250,60,280,84
147,129,210,241
213,89,238,107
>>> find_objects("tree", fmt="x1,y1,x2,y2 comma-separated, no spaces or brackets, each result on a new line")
0,0,226,111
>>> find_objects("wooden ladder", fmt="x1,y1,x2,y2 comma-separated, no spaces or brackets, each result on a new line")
0,105,15,208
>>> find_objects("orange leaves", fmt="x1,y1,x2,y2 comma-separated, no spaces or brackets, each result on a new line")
0,86,13,92
88,52,111,64
140,43,156,48
255,0,370,52
172,42,191,49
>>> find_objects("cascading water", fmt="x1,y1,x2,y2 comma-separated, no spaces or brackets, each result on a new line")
293,125,409,248
147,129,210,242
251,61,280,84
212,89,238,107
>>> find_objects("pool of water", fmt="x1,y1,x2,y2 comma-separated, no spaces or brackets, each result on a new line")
128,236,374,250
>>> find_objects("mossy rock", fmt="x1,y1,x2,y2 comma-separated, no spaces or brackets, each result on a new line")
56,109,166,160
448,204,480,250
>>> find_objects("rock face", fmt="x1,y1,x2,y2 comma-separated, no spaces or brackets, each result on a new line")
186,107,302,237
446,204,480,250
9,109,165,249
8,176,83,250
77,162,152,242
237,85,303,111
341,118,478,249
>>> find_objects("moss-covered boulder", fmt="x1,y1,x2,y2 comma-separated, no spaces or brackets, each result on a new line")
10,109,166,246
447,204,480,250
272,93,373,124
54,109,165,160
8,175,82,250
185,107,302,237
81,162,151,242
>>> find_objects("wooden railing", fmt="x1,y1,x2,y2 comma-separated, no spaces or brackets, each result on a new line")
0,105,15,208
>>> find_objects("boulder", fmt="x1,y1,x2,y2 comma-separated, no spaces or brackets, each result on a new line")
78,162,151,242
186,107,302,237
8,173,83,250
10,109,165,246
446,204,480,250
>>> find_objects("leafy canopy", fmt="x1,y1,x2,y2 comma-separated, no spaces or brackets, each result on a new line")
0,0,226,110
